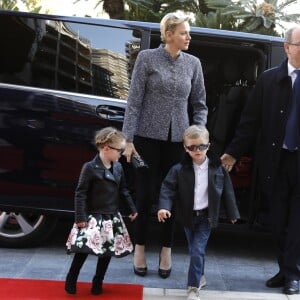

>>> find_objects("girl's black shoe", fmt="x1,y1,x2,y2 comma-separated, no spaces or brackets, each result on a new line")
65,273,77,294
91,276,103,295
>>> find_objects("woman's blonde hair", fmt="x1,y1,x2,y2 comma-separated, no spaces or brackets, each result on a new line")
94,127,125,148
160,12,190,43
183,125,209,143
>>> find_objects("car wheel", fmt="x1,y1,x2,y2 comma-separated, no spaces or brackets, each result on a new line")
0,211,57,248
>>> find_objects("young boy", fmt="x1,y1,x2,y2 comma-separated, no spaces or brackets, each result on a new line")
157,125,240,300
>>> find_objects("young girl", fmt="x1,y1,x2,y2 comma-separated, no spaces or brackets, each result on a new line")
65,127,138,295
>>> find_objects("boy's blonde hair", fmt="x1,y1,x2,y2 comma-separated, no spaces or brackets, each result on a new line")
183,125,209,143
160,12,190,43
94,127,125,148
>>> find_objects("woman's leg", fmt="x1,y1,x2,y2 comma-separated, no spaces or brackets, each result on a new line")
158,141,184,276
132,136,160,274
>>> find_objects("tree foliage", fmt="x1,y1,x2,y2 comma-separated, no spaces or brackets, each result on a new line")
199,0,300,36
0,0,42,12
2,0,299,36
0,0,18,10
79,0,300,36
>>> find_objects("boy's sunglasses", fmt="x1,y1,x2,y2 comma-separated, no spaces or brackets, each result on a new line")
185,143,209,152
108,145,125,154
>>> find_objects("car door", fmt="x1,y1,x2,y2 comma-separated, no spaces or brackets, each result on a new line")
0,11,145,247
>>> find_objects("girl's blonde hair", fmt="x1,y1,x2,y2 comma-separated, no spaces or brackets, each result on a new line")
94,127,125,148
160,12,190,43
183,125,209,143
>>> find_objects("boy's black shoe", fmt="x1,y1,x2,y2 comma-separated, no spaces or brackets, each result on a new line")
283,280,299,295
266,272,285,288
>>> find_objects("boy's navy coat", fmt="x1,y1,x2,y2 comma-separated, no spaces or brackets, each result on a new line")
158,151,240,228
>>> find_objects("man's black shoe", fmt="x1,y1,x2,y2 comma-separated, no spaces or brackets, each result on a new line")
283,280,299,295
266,272,285,288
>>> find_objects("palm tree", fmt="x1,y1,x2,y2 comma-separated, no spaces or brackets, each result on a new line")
124,0,196,22
201,0,300,35
74,0,125,19
0,0,18,10
195,9,237,30
0,0,42,12
75,0,210,20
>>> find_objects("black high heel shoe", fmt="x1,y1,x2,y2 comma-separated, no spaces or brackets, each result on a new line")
133,265,147,276
158,266,171,279
158,250,172,279
133,244,147,276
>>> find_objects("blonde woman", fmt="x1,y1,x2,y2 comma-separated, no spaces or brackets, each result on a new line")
123,12,207,278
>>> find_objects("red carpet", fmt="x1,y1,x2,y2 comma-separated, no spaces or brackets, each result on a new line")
0,278,143,300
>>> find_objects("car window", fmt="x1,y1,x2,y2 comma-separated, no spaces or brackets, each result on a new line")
0,15,141,99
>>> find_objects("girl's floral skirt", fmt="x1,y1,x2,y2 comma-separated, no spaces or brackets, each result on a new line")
66,212,133,257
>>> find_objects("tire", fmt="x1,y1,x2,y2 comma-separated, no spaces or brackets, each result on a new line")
0,211,57,248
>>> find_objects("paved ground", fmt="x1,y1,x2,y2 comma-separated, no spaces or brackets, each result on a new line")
1,219,300,299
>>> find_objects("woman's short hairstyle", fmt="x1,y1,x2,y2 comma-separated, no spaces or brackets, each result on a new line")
183,125,209,143
94,127,125,148
160,12,190,43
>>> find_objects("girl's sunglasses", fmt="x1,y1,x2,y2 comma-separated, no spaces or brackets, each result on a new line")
108,145,125,154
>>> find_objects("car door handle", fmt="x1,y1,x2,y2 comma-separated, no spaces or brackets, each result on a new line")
95,105,125,121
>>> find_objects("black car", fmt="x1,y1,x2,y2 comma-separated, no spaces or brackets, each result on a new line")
0,10,285,247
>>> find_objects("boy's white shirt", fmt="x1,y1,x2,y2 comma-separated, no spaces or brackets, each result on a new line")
193,157,209,210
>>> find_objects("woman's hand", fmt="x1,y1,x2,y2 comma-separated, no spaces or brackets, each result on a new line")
123,142,139,163
157,209,171,222
128,212,138,221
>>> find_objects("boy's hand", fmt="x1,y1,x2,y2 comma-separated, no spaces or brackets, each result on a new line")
128,212,138,221
157,209,171,222
231,219,237,224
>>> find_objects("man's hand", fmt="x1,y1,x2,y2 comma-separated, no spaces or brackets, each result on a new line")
220,153,237,172
157,209,171,222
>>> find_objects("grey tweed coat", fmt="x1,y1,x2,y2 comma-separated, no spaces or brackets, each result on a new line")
122,45,207,142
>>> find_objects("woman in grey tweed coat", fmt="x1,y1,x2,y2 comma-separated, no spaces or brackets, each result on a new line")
122,12,208,278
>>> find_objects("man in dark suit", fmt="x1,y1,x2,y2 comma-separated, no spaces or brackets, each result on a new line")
221,26,300,295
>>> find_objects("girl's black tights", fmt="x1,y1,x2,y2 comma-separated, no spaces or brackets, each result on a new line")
68,253,111,280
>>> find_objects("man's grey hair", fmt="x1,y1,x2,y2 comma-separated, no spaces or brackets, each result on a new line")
284,27,300,43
